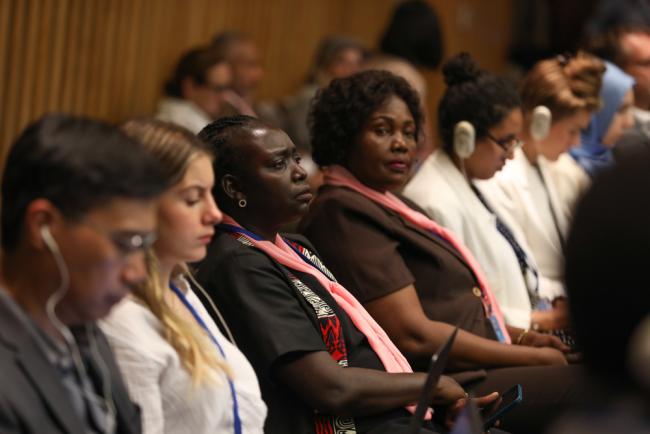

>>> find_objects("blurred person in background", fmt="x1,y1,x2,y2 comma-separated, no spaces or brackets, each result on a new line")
156,46,232,134
569,61,635,177
211,31,265,117
284,35,366,155
364,0,444,159
585,23,650,158
548,146,650,434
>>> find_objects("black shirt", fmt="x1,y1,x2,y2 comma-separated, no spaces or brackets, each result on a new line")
195,231,409,434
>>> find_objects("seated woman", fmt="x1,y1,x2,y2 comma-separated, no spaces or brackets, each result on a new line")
101,119,266,434
569,61,635,178
481,55,626,304
404,52,558,331
194,115,497,434
299,69,586,434
156,46,232,134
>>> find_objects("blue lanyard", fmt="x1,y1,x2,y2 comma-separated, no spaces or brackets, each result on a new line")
169,283,242,434
221,224,336,283
219,224,263,241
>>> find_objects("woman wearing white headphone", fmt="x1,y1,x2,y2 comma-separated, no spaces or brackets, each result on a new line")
404,53,568,337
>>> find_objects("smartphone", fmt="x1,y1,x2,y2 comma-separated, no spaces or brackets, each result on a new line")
481,384,523,430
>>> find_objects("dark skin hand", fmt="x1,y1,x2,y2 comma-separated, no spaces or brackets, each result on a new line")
364,284,571,370
274,350,499,421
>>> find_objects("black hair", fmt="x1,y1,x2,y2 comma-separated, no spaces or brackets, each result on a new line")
309,69,423,167
198,115,267,203
1,114,168,253
566,148,650,382
164,46,226,98
438,53,521,153
380,0,443,69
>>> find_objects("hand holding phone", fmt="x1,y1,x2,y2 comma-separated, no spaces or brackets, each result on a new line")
481,384,523,430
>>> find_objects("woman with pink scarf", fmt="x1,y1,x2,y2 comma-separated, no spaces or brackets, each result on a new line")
193,115,499,434
299,70,588,434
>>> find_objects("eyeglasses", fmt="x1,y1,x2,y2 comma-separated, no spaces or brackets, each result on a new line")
82,219,158,256
486,133,523,152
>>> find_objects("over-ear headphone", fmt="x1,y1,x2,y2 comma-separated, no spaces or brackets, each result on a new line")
530,105,552,141
453,121,476,159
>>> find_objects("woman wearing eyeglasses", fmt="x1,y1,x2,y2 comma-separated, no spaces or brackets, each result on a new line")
101,119,266,434
475,52,606,314
403,52,553,333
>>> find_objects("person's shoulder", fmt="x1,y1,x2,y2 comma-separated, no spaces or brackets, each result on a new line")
101,297,161,341
281,233,324,259
199,231,286,277
404,153,459,209
310,185,384,216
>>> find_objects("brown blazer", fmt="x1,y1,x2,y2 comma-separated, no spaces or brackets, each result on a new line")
299,185,497,348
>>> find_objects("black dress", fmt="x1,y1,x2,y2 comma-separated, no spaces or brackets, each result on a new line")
195,231,438,434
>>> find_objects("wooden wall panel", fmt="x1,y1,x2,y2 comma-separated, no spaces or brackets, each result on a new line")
0,0,513,161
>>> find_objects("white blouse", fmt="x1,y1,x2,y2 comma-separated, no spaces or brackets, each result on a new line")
476,148,568,300
101,280,266,434
404,150,533,328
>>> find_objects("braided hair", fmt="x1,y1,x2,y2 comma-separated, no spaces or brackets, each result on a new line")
198,115,267,204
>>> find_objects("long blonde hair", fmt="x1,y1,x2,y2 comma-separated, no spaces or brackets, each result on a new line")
520,51,605,121
121,118,230,385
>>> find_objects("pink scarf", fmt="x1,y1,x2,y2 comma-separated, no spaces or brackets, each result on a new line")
323,165,511,344
221,214,429,416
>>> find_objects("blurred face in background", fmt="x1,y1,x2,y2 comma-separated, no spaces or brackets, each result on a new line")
602,89,635,147
227,39,264,102
324,48,364,84
621,31,650,110
185,62,232,120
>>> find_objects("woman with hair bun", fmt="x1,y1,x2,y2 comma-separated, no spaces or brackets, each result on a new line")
478,52,606,305
404,52,567,334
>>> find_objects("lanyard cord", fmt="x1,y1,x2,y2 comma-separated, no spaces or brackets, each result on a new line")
534,164,567,254
169,283,242,434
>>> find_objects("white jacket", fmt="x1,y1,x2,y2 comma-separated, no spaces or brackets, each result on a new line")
475,148,567,300
403,150,533,328
155,97,213,134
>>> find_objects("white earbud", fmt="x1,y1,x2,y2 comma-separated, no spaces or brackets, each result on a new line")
454,121,476,159
40,224,116,430
40,224,56,251
530,105,552,141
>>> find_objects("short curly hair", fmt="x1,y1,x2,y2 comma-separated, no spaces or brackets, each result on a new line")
438,53,521,154
309,70,423,166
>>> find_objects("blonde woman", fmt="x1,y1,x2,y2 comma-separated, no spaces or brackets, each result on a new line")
101,119,266,434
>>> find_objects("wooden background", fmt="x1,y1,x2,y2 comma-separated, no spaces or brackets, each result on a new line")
0,0,513,162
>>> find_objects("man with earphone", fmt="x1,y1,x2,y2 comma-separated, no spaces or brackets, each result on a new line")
0,114,168,434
